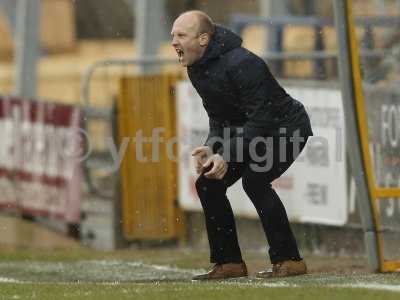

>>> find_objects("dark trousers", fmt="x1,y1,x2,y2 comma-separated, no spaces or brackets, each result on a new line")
195,129,310,264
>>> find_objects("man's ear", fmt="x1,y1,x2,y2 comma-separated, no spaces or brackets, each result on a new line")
199,33,210,47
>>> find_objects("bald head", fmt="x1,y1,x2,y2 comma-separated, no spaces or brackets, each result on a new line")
177,10,215,37
182,10,215,36
171,10,215,67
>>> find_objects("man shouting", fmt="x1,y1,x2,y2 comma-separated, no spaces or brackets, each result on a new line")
171,11,313,280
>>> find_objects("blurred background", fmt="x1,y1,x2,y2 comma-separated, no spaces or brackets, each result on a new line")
0,0,399,273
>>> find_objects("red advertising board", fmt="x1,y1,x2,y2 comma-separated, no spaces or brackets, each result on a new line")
0,96,83,223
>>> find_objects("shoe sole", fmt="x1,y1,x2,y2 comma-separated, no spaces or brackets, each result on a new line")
191,275,248,281
255,272,307,279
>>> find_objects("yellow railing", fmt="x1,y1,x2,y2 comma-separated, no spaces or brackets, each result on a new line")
347,0,400,273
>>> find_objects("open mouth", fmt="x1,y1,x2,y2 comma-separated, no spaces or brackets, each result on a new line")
176,49,184,61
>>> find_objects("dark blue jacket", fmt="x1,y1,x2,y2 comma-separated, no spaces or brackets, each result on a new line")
187,25,313,159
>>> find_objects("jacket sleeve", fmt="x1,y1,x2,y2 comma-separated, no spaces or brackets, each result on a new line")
218,55,275,161
204,117,224,154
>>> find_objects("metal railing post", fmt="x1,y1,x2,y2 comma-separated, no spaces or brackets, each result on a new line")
333,0,380,271
14,0,41,99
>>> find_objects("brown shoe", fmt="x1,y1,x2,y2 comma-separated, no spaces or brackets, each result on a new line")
192,262,248,281
256,260,307,279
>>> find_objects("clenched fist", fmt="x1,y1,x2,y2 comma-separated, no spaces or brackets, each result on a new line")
202,154,228,179
191,146,213,174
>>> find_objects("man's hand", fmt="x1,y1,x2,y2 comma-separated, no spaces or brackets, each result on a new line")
191,146,213,174
203,154,228,179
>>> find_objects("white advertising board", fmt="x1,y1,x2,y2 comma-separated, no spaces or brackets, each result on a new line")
177,81,347,226
0,96,83,223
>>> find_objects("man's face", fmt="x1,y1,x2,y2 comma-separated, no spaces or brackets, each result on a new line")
171,16,205,67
